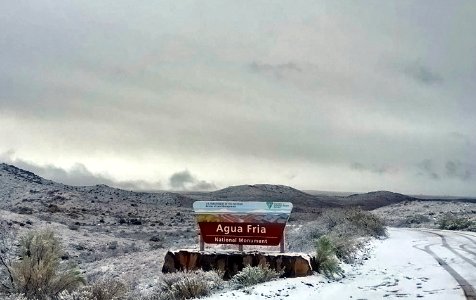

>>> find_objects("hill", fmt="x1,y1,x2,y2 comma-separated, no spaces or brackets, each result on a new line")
181,184,342,215
0,163,191,226
1,162,475,297
1,163,446,217
337,191,417,210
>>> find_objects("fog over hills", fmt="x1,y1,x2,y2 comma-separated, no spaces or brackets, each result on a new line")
3,162,473,217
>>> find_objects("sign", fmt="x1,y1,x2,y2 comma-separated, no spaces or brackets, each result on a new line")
193,201,293,246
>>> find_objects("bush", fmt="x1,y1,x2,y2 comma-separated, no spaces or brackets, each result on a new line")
344,209,387,238
68,224,80,231
311,236,343,278
146,270,222,300
437,213,473,230
0,294,28,300
10,230,85,300
326,234,362,264
287,208,386,263
286,222,326,253
1,222,17,294
56,278,128,300
87,278,127,300
57,289,94,300
230,264,281,288
319,208,387,239
398,214,431,227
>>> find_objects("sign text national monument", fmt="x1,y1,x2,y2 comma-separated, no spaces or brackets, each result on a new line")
193,201,293,247
163,201,312,278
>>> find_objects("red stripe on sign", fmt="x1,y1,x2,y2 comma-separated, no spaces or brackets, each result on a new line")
198,222,286,246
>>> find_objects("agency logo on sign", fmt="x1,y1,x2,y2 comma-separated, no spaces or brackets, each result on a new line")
266,202,273,209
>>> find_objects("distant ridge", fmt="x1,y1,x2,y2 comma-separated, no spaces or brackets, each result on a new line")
183,184,342,212
213,184,317,200
340,191,417,210
3,162,474,216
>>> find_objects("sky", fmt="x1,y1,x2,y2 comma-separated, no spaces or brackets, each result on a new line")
1,1,475,196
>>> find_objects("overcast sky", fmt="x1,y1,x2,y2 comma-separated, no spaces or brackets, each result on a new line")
1,1,475,196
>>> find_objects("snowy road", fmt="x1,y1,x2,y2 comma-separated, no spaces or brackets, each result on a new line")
414,229,476,299
205,228,476,300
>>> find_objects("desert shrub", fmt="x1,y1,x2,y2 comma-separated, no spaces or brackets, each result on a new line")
397,214,431,227
437,213,473,230
288,208,386,253
0,294,28,300
107,241,118,250
326,233,362,264
87,278,127,300
149,243,164,250
149,235,162,242
68,224,80,231
146,270,222,300
344,209,387,238
10,230,85,300
57,289,94,300
286,222,326,253
319,208,387,238
17,207,33,215
321,209,345,231
0,222,17,294
56,278,128,300
311,236,343,278
230,264,281,288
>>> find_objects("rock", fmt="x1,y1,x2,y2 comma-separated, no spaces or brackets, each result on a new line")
162,250,312,279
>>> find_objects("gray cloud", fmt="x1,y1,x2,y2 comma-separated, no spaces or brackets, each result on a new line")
350,162,368,172
0,151,161,190
416,159,475,182
169,170,216,191
350,162,395,175
403,63,443,85
1,1,476,196
446,160,473,181
249,62,303,78
416,159,440,180
448,132,472,147
169,170,194,189
192,180,217,191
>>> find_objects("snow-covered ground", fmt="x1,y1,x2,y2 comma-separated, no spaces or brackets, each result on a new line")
205,228,476,299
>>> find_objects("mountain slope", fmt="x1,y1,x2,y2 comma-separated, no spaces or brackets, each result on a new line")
339,191,417,210
183,184,342,213
2,163,439,220
0,163,193,227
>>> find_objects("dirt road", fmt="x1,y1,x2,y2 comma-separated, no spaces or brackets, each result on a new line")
414,229,476,299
